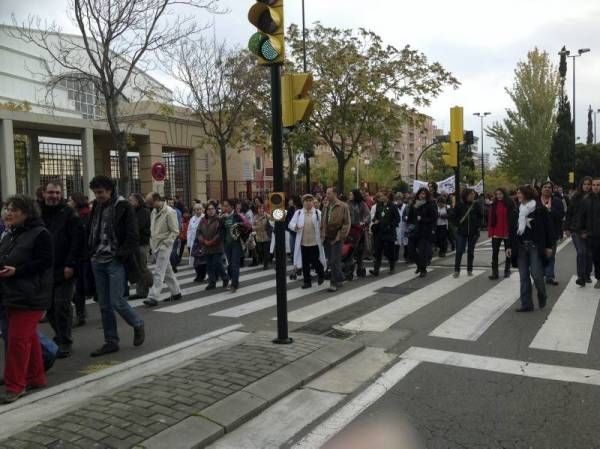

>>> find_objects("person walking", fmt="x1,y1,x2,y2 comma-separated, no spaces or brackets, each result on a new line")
370,192,400,276
451,188,483,277
222,199,247,293
87,176,146,356
406,188,437,278
488,188,516,280
289,194,326,288
176,209,191,265
540,181,565,286
395,193,408,263
198,202,228,291
321,188,351,292
253,203,273,270
566,177,593,286
435,196,450,258
167,198,183,273
509,185,553,312
40,181,83,359
579,177,600,289
143,193,182,307
188,203,206,283
348,189,370,278
128,193,151,300
0,195,53,403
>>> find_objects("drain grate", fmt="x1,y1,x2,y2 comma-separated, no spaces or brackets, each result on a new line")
323,328,354,340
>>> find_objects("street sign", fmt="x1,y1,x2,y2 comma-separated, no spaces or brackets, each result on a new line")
151,162,166,182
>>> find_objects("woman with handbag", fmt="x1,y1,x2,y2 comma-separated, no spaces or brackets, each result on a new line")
0,195,53,403
198,202,228,291
450,188,483,277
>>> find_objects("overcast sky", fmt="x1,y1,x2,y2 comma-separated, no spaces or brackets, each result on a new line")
2,0,600,160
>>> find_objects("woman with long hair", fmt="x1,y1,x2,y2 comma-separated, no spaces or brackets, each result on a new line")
450,188,483,277
348,188,370,277
487,188,516,280
566,176,593,286
510,185,553,312
406,188,437,278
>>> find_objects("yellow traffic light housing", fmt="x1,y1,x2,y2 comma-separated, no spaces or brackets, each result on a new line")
442,142,458,167
248,0,284,65
269,192,286,221
450,106,464,144
282,72,314,127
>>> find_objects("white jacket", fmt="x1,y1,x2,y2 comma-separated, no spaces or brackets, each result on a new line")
288,208,326,269
187,214,204,249
150,204,179,252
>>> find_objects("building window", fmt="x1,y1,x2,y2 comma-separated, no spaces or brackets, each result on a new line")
255,156,262,171
59,76,104,119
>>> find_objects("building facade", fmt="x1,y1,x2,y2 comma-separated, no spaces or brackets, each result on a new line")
392,113,437,184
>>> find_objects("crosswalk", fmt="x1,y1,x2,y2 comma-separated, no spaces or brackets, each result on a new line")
91,240,600,358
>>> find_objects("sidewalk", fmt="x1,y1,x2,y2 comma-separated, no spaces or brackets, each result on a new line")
0,331,363,449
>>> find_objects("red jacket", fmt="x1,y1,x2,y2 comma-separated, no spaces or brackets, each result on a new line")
488,201,509,238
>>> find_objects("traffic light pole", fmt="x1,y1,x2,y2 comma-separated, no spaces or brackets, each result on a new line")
454,142,461,204
271,63,292,345
302,0,311,194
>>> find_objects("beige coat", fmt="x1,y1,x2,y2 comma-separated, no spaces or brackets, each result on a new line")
150,204,180,252
321,199,351,242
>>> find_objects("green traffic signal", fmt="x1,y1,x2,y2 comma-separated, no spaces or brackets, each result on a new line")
248,32,282,62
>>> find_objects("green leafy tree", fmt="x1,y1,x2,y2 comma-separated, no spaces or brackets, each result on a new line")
487,48,559,184
575,144,600,179
285,23,459,193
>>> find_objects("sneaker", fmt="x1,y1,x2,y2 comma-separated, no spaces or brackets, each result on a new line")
414,268,420,275
205,283,216,291
575,278,586,287
328,282,338,292
143,298,159,307
0,390,25,404
467,271,474,277
44,355,56,372
453,272,459,278
90,343,119,357
133,324,145,347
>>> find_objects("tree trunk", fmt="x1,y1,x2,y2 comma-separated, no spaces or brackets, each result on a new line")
336,156,346,194
219,142,228,200
117,131,129,196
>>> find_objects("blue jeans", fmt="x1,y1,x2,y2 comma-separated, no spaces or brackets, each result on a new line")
543,242,558,280
92,260,144,345
572,233,592,280
518,241,547,309
225,242,242,288
454,234,479,272
206,253,227,285
0,303,57,366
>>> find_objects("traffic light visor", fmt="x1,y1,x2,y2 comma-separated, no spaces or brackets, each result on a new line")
248,3,281,33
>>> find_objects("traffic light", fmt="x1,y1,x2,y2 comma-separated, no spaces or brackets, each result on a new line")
450,106,464,143
282,73,314,127
248,1,284,65
442,142,458,167
269,192,286,221
464,130,474,145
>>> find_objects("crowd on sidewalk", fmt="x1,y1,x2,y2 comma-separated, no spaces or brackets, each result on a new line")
0,174,599,404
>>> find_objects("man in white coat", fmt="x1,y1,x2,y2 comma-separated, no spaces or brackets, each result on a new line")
288,194,326,289
143,193,182,307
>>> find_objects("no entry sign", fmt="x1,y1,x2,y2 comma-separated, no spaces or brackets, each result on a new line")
151,162,166,182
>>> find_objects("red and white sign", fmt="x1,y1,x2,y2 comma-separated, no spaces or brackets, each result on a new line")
151,162,166,182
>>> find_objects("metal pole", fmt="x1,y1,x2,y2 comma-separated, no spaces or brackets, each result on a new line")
302,0,311,195
595,110,597,144
480,115,485,195
572,56,577,178
356,158,359,189
270,64,292,345
454,142,461,205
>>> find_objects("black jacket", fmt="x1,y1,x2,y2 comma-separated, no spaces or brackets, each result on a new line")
510,201,554,266
407,201,437,240
540,195,565,241
41,202,84,285
372,201,400,242
580,193,600,238
135,205,151,246
564,192,588,233
0,218,54,310
450,201,483,236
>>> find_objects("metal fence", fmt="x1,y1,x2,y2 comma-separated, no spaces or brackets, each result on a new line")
39,142,84,197
110,152,141,194
205,179,311,202
163,149,191,207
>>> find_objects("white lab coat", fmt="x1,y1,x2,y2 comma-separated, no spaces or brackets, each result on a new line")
396,203,408,246
288,208,326,270
187,214,204,249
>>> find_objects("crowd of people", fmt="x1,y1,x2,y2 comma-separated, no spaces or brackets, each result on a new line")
0,174,599,403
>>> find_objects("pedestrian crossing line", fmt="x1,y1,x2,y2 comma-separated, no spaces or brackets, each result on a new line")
529,277,600,354
211,284,329,318
429,275,519,341
286,269,432,324
339,271,484,333
402,346,600,387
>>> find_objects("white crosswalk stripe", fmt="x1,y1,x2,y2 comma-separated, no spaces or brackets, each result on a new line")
340,271,484,332
530,276,600,354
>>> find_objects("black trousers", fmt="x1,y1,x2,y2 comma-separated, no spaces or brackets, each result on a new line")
257,241,272,268
590,237,600,280
410,237,432,272
435,226,448,255
373,236,396,270
301,245,325,285
194,262,207,281
491,237,510,274
47,280,75,347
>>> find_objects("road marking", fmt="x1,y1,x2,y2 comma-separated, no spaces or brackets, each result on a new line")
291,358,421,449
286,269,430,323
340,271,483,332
530,276,600,354
402,346,600,386
429,275,519,341
211,284,329,318
0,325,246,439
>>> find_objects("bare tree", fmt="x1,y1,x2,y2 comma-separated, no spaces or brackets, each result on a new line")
10,0,220,194
168,36,261,199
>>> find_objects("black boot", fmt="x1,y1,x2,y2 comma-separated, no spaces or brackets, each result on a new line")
389,260,396,274
370,259,381,277
489,270,499,280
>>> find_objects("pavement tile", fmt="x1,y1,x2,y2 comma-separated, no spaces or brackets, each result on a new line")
200,391,267,432
140,416,224,449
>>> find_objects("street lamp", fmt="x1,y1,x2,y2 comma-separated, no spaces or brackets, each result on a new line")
473,112,491,195
559,47,591,180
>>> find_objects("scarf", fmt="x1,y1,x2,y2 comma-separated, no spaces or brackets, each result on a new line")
414,199,426,208
517,200,536,235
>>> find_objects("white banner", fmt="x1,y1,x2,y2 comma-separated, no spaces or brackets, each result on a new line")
437,175,455,194
412,179,429,193
472,180,484,194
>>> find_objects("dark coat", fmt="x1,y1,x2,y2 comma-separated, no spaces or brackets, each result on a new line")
135,205,152,246
372,201,400,242
509,201,554,267
406,201,437,240
580,193,600,238
564,192,588,233
198,215,224,255
450,201,483,236
41,202,84,285
0,218,54,310
541,195,565,241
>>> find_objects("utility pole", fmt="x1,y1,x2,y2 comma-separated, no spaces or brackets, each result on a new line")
302,0,311,195
473,112,491,195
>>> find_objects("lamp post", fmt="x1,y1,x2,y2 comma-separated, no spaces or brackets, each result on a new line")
473,112,491,195
559,48,591,180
